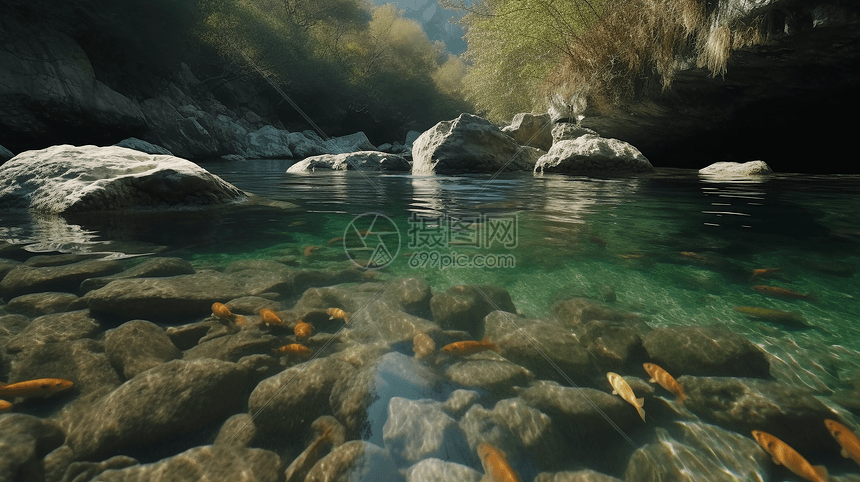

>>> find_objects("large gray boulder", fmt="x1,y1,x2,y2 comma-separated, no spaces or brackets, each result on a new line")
324,132,377,154
502,113,553,151
699,160,773,176
244,125,293,159
534,131,653,174
287,152,411,172
139,97,222,160
412,114,544,174
0,145,246,213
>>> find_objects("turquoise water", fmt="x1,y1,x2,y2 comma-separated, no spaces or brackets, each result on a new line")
3,161,860,479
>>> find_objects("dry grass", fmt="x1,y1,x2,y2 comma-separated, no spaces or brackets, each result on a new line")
547,0,770,116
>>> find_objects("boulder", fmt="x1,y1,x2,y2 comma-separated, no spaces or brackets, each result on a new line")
0,259,124,299
184,327,279,363
287,131,328,158
244,125,293,159
0,144,14,162
5,292,81,317
383,397,470,465
5,310,101,354
197,113,250,155
405,458,483,482
0,414,66,482
139,97,222,160
324,132,377,154
551,123,599,142
445,356,534,395
113,138,173,156
641,326,771,378
431,284,517,335
534,133,653,174
502,113,553,151
56,456,138,482
698,160,774,176
412,114,544,174
304,441,403,482
287,151,410,172
535,470,623,482
0,145,246,213
104,320,181,380
8,338,122,397
79,257,196,293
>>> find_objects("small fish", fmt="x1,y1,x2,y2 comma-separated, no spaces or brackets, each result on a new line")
643,363,686,405
276,344,312,357
619,253,646,260
234,314,248,325
733,306,808,326
824,419,860,467
211,302,234,320
477,443,522,482
295,321,315,339
751,430,829,482
607,372,645,422
751,285,816,301
326,237,344,245
0,378,74,398
326,307,349,323
0,400,11,411
751,268,782,280
413,332,436,359
680,251,711,263
440,339,500,357
259,308,283,326
288,220,306,227
303,245,319,257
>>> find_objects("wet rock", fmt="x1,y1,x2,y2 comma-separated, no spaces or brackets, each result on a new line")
284,416,344,482
1,259,124,299
534,134,653,174
330,352,439,442
104,320,181,379
535,470,624,482
244,125,293,159
24,254,101,268
383,397,470,465
66,359,251,460
79,257,195,293
699,160,773,176
5,310,101,354
0,314,29,341
139,97,222,160
59,456,138,482
412,113,543,174
642,327,771,378
350,299,442,345
88,445,280,482
0,259,21,282
551,124,599,142
680,376,839,454
225,296,282,315
0,414,66,482
164,320,222,350
287,151,410,172
502,113,553,151
5,292,80,317
624,423,768,482
580,319,647,371
445,355,533,396
483,311,592,384
214,413,256,448
405,458,483,482
304,440,403,482
114,137,173,155
441,389,480,416
249,356,356,437
292,284,378,315
550,297,643,329
380,278,433,319
325,132,377,154
431,285,517,335
184,327,279,363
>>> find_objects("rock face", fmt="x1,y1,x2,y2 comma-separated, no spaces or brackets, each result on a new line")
699,160,774,175
287,152,411,172
0,145,246,213
412,114,544,174
534,131,654,174
113,138,173,156
502,113,553,151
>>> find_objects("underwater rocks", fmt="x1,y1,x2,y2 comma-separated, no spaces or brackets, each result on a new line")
79,257,195,293
5,310,101,354
104,320,181,380
184,326,279,363
287,151,411,172
445,356,534,395
1,259,124,299
641,326,771,378
8,339,121,398
0,414,65,482
405,458,483,482
0,145,247,213
383,397,469,465
5,292,82,317
535,470,624,482
412,114,544,174
305,440,404,482
431,284,517,335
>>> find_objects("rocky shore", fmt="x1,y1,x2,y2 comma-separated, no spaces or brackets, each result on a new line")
1,248,858,482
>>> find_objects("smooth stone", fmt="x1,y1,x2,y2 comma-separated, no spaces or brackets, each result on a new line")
164,320,222,350
441,389,480,416
445,355,533,395
0,259,124,299
383,397,470,465
59,456,138,482
405,458,483,482
551,123,599,142
184,327,279,363
641,326,771,378
244,125,294,159
535,470,624,482
0,259,22,282
324,132,377,154
0,314,29,341
348,299,442,346
502,112,553,151
66,359,251,460
578,318,648,371
0,414,66,482
287,151,410,172
304,441,403,482
699,160,773,176
680,375,839,454
534,134,653,174
224,296,282,315
5,310,101,354
550,297,643,329
24,254,101,268
114,137,173,156
380,278,433,319
104,320,181,380
214,413,256,448
88,445,281,482
284,416,346,482
5,292,80,317
431,284,517,336
79,257,195,293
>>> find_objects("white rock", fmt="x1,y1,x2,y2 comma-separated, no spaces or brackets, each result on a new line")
113,137,173,156
698,160,773,176
534,134,653,174
412,114,544,174
382,397,469,465
404,458,482,482
0,145,246,213
325,132,377,154
245,125,293,159
287,151,410,172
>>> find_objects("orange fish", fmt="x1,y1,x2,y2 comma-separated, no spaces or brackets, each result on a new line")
0,400,11,411
824,419,860,467
619,253,646,260
477,443,522,482
326,308,349,323
607,372,645,422
440,340,500,357
212,302,234,320
751,268,782,280
733,306,808,326
413,332,436,359
0,378,74,398
751,285,815,301
295,321,315,339
276,344,312,357
751,430,829,482
643,363,686,405
680,251,711,263
259,308,283,326
234,314,248,325
326,237,344,245
303,246,319,257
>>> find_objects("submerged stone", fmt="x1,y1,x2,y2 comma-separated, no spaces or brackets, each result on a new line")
304,441,403,482
641,326,770,378
287,151,410,172
0,259,124,299
104,320,181,380
5,310,101,354
405,458,483,482
431,284,517,335
79,257,195,293
5,292,81,317
382,397,470,465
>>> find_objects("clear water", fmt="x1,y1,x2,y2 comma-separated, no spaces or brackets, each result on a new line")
3,161,860,478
